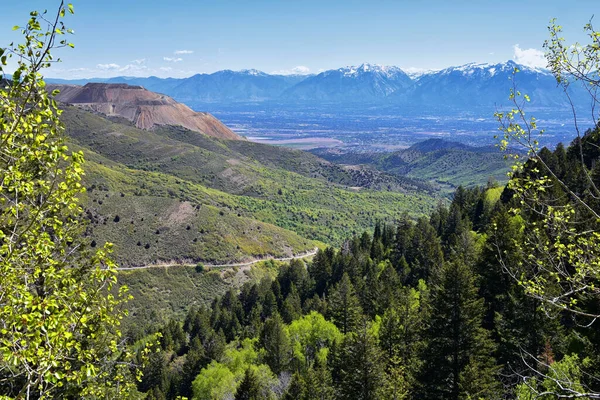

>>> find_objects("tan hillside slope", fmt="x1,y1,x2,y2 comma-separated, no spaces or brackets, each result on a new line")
48,83,243,140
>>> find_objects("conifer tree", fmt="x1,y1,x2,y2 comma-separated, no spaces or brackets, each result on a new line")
180,336,208,399
282,283,302,323
327,273,363,334
380,282,428,395
259,312,291,374
335,320,388,400
309,248,333,296
303,357,336,400
420,259,499,399
234,368,262,400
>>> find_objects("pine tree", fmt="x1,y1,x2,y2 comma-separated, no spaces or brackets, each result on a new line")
420,259,500,399
327,273,363,334
380,282,428,395
335,320,388,400
259,312,291,374
309,248,333,296
282,283,302,323
180,336,207,399
283,373,306,400
235,368,262,400
304,357,336,400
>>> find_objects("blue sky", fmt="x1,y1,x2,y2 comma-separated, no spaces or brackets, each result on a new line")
1,0,598,78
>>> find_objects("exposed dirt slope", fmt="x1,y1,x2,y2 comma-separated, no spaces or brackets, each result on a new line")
49,83,242,140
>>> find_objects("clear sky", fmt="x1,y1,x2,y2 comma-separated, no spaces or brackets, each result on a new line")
1,0,598,79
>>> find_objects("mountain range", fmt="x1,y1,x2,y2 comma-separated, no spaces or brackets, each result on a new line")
46,61,580,108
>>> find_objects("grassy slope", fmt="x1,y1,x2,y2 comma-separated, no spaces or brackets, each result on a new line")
64,107,437,266
119,260,283,334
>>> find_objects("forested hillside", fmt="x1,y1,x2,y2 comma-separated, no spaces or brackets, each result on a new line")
311,138,512,189
133,125,600,399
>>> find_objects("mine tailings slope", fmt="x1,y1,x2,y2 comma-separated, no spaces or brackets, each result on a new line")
48,82,242,141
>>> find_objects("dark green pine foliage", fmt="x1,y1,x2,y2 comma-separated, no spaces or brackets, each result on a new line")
360,260,381,318
283,373,306,400
179,336,208,398
259,312,291,375
145,386,166,400
377,263,401,312
380,283,428,395
309,248,333,296
420,259,500,399
327,272,363,334
402,217,444,285
138,351,168,395
335,320,388,399
303,358,336,400
159,319,186,355
234,368,262,400
370,220,385,262
479,208,563,385
282,283,302,323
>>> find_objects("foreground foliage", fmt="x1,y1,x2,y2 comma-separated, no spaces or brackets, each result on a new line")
0,4,141,398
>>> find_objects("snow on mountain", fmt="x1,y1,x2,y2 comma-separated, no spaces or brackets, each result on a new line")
434,60,551,78
397,60,571,108
46,61,581,107
281,63,413,102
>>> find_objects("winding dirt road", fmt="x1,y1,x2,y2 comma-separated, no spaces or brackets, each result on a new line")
116,247,319,271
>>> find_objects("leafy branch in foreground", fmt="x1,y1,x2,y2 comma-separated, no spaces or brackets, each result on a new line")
494,16,600,399
0,3,147,398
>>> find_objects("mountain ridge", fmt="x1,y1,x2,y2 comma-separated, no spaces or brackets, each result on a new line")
45,60,583,108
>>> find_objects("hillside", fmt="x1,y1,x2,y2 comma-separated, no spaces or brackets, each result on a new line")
49,83,242,140
60,106,437,267
312,138,512,188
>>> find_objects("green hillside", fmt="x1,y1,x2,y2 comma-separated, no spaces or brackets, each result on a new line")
312,139,512,190
118,260,283,335
63,107,438,267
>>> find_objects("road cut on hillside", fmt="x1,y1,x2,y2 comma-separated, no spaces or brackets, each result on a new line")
115,247,319,271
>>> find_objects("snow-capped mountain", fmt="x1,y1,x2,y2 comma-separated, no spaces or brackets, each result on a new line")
281,63,413,102
400,60,570,108
46,60,586,108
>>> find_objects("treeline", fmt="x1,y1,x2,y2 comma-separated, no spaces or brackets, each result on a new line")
135,127,600,399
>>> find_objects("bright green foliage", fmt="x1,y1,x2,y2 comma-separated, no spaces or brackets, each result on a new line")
494,18,600,321
192,361,237,400
0,4,141,399
192,338,276,400
287,311,342,371
515,355,591,399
